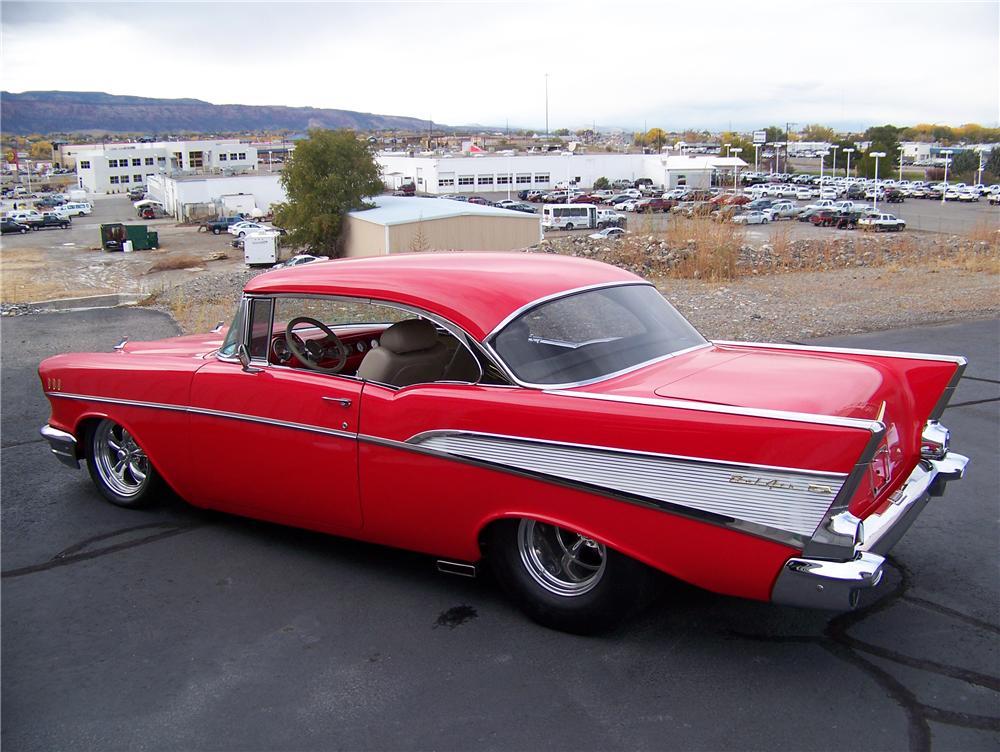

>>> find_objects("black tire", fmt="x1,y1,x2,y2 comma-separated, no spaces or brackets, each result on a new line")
564,223,574,231
85,419,161,508
213,228,221,235
486,519,657,634
19,227,27,234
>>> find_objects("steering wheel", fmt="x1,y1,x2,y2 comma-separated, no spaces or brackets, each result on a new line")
284,316,348,374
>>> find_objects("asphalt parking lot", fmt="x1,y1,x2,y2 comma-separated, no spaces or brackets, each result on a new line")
2,309,998,751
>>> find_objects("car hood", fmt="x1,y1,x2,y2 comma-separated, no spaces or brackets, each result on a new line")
119,331,226,358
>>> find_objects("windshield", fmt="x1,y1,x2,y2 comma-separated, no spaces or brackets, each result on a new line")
218,301,246,357
490,284,706,385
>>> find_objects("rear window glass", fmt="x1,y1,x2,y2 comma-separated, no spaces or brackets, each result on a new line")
490,284,706,385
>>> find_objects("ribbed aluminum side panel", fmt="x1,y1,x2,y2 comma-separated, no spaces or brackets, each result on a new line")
413,433,843,538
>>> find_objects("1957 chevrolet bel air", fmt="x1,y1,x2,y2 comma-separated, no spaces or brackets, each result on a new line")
39,252,968,633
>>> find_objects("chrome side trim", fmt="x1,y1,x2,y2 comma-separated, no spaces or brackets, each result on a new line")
545,390,886,432
40,424,79,468
801,424,885,560
712,340,968,366
485,280,652,340
771,552,885,610
45,392,357,441
357,431,808,549
407,430,847,539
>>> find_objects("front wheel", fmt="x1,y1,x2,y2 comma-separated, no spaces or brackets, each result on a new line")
486,519,657,634
564,223,574,231
86,419,160,508
213,228,221,235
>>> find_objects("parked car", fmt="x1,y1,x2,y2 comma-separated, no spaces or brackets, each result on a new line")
29,214,71,231
466,196,491,206
732,210,769,225
596,209,626,228
199,216,247,235
858,213,906,232
588,227,626,240
503,203,537,214
37,252,969,633
763,202,801,221
1,219,30,234
810,210,839,227
229,221,270,237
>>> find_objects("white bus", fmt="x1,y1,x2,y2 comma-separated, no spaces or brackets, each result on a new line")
542,203,598,231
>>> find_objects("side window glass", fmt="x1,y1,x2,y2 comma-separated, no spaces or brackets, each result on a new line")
248,299,273,359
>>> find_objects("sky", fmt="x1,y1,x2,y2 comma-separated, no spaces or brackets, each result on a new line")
2,0,998,132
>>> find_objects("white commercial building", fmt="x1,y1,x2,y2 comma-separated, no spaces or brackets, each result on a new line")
74,139,258,194
377,153,746,194
146,172,284,221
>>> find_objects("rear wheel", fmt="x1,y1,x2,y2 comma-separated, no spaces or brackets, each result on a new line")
486,519,657,634
213,228,221,235
564,223,574,231
86,419,160,508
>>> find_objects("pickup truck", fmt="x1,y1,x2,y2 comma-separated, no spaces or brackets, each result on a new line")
764,201,801,221
199,215,247,235
29,214,71,231
858,213,906,232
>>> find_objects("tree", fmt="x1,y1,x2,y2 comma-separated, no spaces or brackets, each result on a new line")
949,150,981,181
644,128,668,151
764,126,785,143
855,125,903,180
801,124,835,142
553,128,570,137
29,140,53,160
272,129,383,257
593,176,610,190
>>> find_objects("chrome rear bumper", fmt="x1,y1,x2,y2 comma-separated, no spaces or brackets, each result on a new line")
772,430,968,611
40,424,79,469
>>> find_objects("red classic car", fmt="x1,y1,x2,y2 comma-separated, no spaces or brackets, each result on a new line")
38,253,968,633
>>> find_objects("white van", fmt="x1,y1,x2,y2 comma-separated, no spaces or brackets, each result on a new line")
4,209,43,224
56,202,93,218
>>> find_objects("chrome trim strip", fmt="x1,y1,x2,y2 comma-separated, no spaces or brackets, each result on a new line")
713,340,968,365
358,431,809,549
801,424,885,560
407,429,848,479
930,358,967,420
485,280,652,340
46,392,357,441
404,430,848,542
545,390,886,432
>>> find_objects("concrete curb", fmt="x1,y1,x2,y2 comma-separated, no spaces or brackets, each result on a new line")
17,293,144,311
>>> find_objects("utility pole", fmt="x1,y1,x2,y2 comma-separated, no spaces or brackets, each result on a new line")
784,121,796,173
544,73,549,137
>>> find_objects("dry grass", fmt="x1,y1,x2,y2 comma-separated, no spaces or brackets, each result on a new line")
146,288,238,334
663,217,740,281
966,219,1000,249
145,253,205,274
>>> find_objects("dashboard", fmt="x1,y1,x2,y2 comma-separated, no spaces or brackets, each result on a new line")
270,324,388,373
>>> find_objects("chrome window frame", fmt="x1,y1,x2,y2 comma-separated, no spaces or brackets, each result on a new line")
483,281,711,390
216,291,491,389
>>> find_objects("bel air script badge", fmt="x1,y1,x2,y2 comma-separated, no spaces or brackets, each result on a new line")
728,474,835,495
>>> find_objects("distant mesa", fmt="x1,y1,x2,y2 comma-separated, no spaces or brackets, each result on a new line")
0,90,443,135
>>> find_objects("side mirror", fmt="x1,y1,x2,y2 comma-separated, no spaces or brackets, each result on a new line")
237,344,261,374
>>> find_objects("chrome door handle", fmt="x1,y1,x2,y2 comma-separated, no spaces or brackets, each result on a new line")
322,396,352,408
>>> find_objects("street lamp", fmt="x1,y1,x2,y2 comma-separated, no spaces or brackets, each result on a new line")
753,142,760,173
818,151,828,188
843,147,855,180
731,147,742,191
897,145,904,183
724,142,731,158
940,149,953,205
976,149,986,187
830,144,839,182
870,151,886,210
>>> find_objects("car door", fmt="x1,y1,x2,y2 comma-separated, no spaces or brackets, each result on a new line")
186,298,363,530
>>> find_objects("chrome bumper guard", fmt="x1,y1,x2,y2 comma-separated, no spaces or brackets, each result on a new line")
772,425,968,611
40,425,79,469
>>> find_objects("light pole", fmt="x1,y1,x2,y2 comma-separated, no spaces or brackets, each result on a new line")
753,142,760,173
724,142,731,158
976,149,985,187
843,147,855,180
830,144,839,182
940,149,952,205
731,147,742,191
870,151,886,211
897,145,904,183
818,151,828,188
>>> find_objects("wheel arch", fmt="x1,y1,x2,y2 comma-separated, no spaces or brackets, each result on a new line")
72,411,179,495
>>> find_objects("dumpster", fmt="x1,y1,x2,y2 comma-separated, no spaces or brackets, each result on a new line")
100,223,159,252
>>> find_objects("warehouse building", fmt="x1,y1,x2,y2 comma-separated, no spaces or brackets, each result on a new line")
146,172,283,220
376,153,745,194
72,139,258,194
342,196,541,257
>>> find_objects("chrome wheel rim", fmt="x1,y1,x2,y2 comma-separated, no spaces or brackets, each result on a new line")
517,519,606,597
93,420,150,497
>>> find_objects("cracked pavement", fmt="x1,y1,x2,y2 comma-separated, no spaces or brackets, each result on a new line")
2,309,997,751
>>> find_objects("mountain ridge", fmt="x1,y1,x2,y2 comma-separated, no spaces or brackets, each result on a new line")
1,90,444,135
